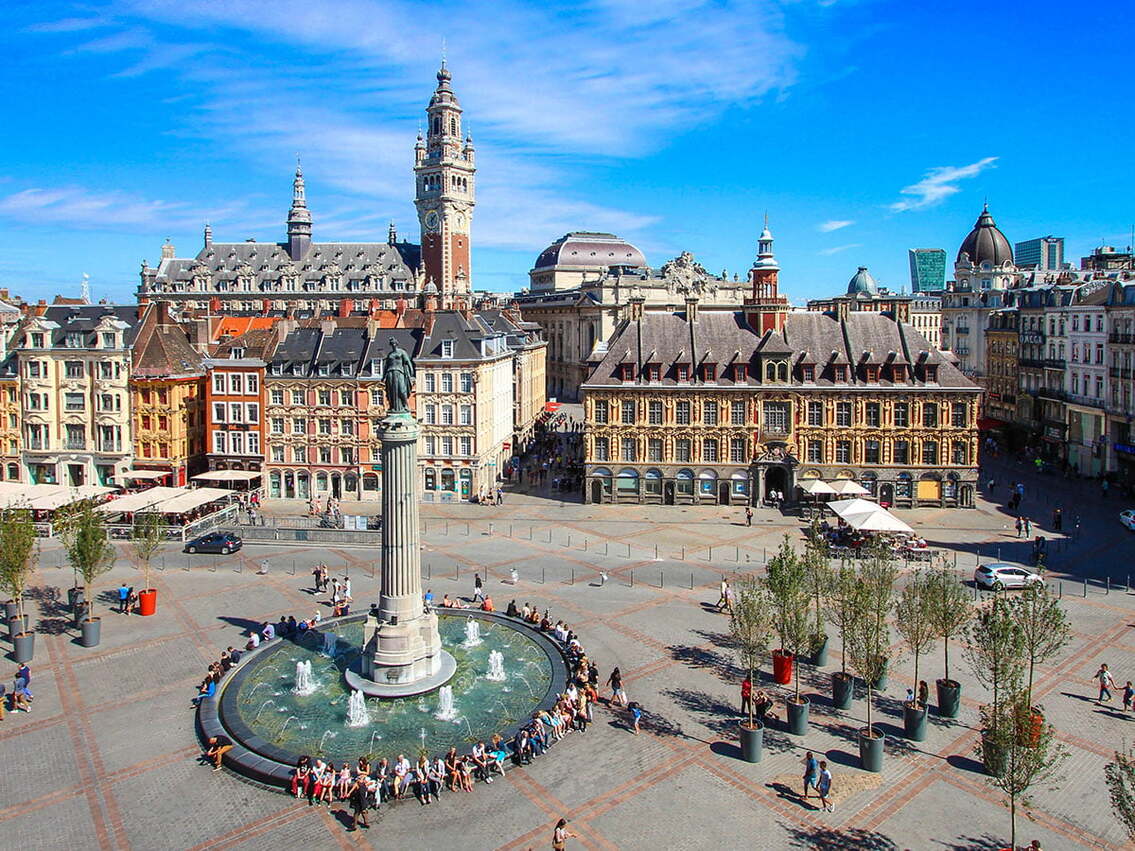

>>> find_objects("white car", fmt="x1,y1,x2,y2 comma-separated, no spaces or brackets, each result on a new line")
974,563,1044,591
1120,510,1135,531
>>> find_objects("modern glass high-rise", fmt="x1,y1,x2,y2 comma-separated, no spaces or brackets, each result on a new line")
1014,236,1063,271
908,249,946,293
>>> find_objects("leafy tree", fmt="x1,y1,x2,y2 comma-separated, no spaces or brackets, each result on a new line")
926,564,972,687
58,501,116,621
729,575,772,729
803,521,833,654
895,568,936,706
979,691,1067,849
130,511,166,592
1105,745,1135,842
965,596,1025,743
845,544,897,734
0,506,38,628
766,536,812,702
825,558,862,676
1008,584,1071,706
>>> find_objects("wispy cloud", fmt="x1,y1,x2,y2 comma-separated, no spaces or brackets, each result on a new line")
890,157,998,212
818,219,854,232
818,243,860,255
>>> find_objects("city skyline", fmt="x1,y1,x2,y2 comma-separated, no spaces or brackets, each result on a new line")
2,0,1134,303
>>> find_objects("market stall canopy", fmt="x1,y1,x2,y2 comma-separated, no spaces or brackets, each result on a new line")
96,487,185,515
25,485,114,511
799,479,836,495
120,470,171,481
827,498,914,534
828,479,870,496
851,509,914,534
192,471,262,483
153,487,233,515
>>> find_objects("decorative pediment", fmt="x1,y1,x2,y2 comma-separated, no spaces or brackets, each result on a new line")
661,251,710,293
754,441,798,466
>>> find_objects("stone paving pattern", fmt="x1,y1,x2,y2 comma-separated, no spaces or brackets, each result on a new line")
3,455,1135,849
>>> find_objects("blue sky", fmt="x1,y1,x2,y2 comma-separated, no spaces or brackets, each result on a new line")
2,0,1133,304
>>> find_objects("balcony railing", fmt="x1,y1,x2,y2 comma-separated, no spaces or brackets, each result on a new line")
1109,333,1133,344
1044,358,1066,369
1019,357,1046,368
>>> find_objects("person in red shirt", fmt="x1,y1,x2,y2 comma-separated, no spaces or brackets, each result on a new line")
741,675,752,716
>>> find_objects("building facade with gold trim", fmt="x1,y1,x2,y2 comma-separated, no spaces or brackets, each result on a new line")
581,231,981,508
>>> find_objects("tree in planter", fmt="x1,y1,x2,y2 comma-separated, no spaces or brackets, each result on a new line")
895,568,936,707
729,574,773,731
926,563,972,704
1007,584,1071,707
765,536,812,706
130,511,166,596
803,521,833,661
0,506,38,632
59,501,116,624
964,595,1025,765
980,690,1067,849
845,545,898,739
825,558,861,679
1105,745,1135,842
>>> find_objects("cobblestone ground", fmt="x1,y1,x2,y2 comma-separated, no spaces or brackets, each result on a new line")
3,455,1134,850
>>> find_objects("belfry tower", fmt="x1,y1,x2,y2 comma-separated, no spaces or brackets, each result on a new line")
414,61,476,301
745,219,789,335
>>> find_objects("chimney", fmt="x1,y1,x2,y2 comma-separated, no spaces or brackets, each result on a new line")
261,299,271,315
685,296,699,322
156,301,172,325
320,319,336,337
338,298,354,318
203,223,213,248
161,238,176,259
209,296,222,314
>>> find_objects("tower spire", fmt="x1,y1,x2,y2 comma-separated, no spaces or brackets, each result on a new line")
287,157,312,261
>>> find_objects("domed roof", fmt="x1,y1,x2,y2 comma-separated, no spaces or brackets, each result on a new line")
958,205,1013,266
847,266,878,296
533,232,647,271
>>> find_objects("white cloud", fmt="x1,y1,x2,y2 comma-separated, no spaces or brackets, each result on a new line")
818,243,860,256
818,219,854,232
890,157,998,212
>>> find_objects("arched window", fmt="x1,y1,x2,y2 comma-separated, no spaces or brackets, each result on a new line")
269,471,281,499
450,117,457,135
297,472,310,500
778,362,788,382
441,468,456,491
316,471,328,492
424,468,437,491
765,361,776,382
345,473,358,494
362,473,379,492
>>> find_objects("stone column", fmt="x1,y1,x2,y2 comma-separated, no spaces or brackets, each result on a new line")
378,415,421,624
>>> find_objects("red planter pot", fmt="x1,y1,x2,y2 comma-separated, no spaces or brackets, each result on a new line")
138,589,158,617
772,650,794,685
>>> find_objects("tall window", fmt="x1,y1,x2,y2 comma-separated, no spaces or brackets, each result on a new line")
648,401,663,425
763,402,790,434
622,400,636,424
807,440,823,462
621,438,636,462
703,401,717,425
594,437,609,461
922,441,938,464
291,390,305,405
594,400,609,424
731,401,746,425
676,400,690,425
835,402,852,427
460,373,473,392
647,438,663,461
835,440,851,463
441,373,454,393
459,436,472,456
318,390,331,406
864,439,880,464
807,401,823,427
729,437,746,462
702,438,718,462
424,373,436,392
922,403,938,428
865,402,881,428
894,402,909,428
459,405,472,425
676,438,691,462
952,403,967,427
952,441,967,465
441,405,454,425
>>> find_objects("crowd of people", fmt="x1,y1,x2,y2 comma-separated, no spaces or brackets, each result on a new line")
512,411,583,494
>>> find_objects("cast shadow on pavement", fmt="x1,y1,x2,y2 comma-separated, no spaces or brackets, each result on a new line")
782,822,899,850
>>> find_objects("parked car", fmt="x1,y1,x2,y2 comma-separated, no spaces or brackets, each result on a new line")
973,562,1044,591
184,532,242,555
1120,509,1135,531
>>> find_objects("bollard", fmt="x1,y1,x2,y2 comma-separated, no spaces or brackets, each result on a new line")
567,535,572,548
659,570,664,588
654,544,659,560
571,568,575,585
1083,577,1088,597
735,546,739,562
630,569,634,587
456,564,461,581
604,542,609,556
1059,580,1063,598
542,566,545,584
708,546,713,561
488,523,493,536
690,572,694,590
1128,574,1131,593
291,560,296,576
997,547,1001,561
185,556,191,571
466,523,470,537
1107,576,1111,595
681,546,685,561
509,524,513,537
584,539,588,551
446,520,450,535
763,547,767,564
547,529,552,543
627,542,631,558
160,556,165,572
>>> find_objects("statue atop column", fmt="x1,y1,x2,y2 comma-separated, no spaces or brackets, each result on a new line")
383,336,415,414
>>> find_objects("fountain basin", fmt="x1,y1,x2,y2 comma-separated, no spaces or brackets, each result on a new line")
197,610,568,788
344,650,457,698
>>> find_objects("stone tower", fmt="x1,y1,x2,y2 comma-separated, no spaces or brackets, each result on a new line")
286,162,312,261
745,220,789,335
414,61,476,302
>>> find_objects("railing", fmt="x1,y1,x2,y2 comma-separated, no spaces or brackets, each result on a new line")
1019,358,1046,368
1044,359,1066,369
1109,333,1133,344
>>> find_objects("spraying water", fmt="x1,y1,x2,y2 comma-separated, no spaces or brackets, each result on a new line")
292,660,317,696
463,620,482,648
253,700,276,722
486,650,507,682
346,689,370,727
321,632,338,657
434,685,458,721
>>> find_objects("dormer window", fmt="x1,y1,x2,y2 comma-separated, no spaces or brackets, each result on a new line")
270,364,283,375
702,363,716,382
924,365,938,383
733,363,747,382
763,359,788,383
441,339,454,358
645,364,661,382
676,363,690,382
101,333,116,349
618,363,635,382
30,333,44,348
833,365,848,383
891,364,906,382
318,364,331,376
801,365,814,383
231,347,245,359
865,365,879,382
65,332,83,348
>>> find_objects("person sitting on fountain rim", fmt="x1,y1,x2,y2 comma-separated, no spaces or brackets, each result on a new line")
444,748,460,792
290,756,312,798
375,757,391,802
261,621,275,642
429,755,446,798
392,754,411,799
471,741,491,782
203,734,233,772
506,600,519,618
513,728,533,764
489,734,508,774
480,595,495,612
415,754,433,804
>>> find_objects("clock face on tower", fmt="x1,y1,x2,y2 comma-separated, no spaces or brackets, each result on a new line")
424,210,440,232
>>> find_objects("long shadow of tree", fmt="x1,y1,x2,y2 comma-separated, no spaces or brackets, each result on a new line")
935,834,1003,850
25,584,71,636
662,686,799,754
783,822,899,850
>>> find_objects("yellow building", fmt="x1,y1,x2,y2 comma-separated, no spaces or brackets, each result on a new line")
0,366,20,481
583,279,981,509
130,302,206,486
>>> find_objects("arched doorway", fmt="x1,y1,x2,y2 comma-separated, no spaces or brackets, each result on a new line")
718,481,730,504
331,473,342,499
664,481,675,505
879,483,894,506
765,466,787,502
591,479,603,504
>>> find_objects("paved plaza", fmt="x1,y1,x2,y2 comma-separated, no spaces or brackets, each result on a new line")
3,458,1135,850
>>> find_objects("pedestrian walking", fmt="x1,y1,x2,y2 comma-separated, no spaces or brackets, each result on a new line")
1015,517,1023,538
117,582,130,614
552,818,576,851
740,674,752,717
473,573,486,603
1123,681,1133,713
1097,663,1116,703
745,506,753,526
257,559,270,575
817,761,833,811
627,701,643,734
1023,517,1032,538
715,577,730,612
802,751,819,799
